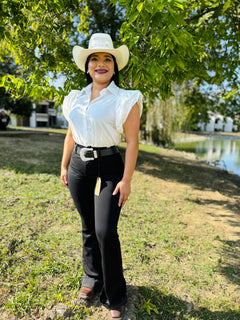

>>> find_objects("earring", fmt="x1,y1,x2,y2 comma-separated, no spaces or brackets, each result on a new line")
87,70,89,74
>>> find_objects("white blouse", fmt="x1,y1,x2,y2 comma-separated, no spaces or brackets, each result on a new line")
62,81,143,147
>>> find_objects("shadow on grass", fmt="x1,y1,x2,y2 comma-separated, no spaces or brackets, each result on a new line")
136,148,240,214
135,285,240,320
217,239,240,287
0,133,65,176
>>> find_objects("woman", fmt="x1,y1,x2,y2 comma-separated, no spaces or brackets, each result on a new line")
61,33,142,319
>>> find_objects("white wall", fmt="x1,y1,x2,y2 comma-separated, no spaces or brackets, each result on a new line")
223,118,233,132
198,112,236,132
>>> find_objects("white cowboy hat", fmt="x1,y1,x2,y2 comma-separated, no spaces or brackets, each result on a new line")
72,33,129,72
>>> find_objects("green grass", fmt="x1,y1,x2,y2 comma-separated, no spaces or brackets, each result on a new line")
0,130,240,319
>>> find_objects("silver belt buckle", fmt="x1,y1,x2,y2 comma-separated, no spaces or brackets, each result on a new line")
80,147,97,161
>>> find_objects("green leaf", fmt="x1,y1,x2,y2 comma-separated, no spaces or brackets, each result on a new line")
4,31,11,42
137,2,144,12
174,0,187,10
222,0,232,13
129,10,139,24
120,21,128,35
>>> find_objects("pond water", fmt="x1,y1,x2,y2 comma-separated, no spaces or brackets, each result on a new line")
175,135,240,176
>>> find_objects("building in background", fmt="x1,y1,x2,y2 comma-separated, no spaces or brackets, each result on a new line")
9,100,67,129
198,112,238,132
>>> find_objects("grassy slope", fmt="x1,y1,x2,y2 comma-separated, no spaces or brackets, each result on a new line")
0,131,239,319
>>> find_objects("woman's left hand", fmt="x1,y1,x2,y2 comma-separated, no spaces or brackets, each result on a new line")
112,180,131,207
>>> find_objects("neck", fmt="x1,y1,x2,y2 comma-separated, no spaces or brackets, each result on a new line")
93,80,111,90
90,81,111,102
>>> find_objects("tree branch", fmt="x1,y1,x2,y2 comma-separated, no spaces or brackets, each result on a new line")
185,5,223,25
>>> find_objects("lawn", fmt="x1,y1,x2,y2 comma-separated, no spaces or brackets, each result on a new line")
0,130,240,320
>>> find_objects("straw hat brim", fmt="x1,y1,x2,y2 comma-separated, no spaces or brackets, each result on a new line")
72,45,129,72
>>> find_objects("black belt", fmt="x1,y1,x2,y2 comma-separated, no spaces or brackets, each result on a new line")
75,144,120,161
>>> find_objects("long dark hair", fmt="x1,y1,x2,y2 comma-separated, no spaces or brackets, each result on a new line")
85,53,119,87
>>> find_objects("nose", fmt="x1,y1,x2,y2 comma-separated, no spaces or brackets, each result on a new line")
97,59,105,67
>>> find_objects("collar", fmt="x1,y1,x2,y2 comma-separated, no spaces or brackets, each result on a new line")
80,81,119,97
105,81,119,96
80,83,92,96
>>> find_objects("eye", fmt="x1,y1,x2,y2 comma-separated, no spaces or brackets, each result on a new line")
105,58,112,62
89,56,98,62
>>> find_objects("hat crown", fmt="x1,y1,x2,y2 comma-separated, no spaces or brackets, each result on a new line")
88,33,114,50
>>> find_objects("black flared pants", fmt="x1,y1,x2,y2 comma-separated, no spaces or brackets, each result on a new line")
67,149,127,309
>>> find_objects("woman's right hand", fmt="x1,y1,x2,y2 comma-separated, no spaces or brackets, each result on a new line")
61,167,69,188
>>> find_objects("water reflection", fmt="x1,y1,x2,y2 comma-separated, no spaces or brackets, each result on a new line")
175,137,240,176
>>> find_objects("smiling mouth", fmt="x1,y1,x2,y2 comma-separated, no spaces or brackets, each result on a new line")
95,69,108,74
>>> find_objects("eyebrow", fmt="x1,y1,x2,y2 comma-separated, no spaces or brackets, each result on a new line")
91,54,112,58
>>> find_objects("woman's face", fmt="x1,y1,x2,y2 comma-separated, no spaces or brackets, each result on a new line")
88,52,114,86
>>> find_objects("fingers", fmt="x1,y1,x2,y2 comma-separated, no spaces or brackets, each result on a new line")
118,191,128,207
64,180,68,188
112,185,119,196
118,196,128,207
62,178,68,188
112,186,124,206
113,182,130,207
61,172,68,188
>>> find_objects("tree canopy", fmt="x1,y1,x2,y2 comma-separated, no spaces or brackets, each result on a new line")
0,58,32,116
0,0,239,109
115,0,239,100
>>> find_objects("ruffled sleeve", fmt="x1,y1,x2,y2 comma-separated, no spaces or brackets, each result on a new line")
116,90,143,134
62,90,81,122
